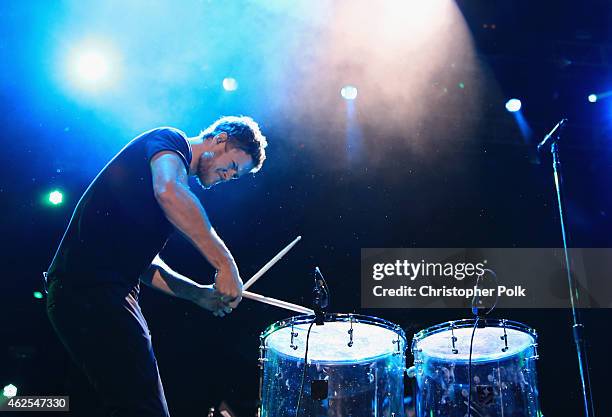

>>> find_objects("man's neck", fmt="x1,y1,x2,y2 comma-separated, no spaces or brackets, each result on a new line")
187,136,214,175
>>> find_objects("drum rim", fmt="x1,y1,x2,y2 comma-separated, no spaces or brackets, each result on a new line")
261,313,406,344
260,313,407,364
411,318,537,353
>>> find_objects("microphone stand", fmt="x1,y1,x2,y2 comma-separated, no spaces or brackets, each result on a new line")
539,119,595,417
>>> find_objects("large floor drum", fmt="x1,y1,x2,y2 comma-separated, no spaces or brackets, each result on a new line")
259,314,407,417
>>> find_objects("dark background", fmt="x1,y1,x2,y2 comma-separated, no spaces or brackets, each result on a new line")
1,0,611,416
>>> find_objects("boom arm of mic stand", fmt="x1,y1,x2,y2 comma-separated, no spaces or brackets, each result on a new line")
537,118,567,151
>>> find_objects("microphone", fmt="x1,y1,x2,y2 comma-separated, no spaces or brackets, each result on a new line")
471,269,498,324
471,273,485,318
313,267,330,325
537,118,568,152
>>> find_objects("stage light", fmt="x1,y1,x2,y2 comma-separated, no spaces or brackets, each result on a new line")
48,190,64,205
341,85,358,100
222,77,238,91
505,98,522,112
2,384,17,398
74,50,110,84
588,94,597,103
33,291,44,299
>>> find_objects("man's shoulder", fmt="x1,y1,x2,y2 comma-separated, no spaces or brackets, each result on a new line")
138,126,188,141
133,126,192,170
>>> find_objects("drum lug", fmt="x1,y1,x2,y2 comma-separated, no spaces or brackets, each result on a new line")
501,319,509,352
258,336,267,369
347,314,354,347
392,332,402,355
290,320,299,350
450,323,459,354
412,347,423,363
528,343,540,360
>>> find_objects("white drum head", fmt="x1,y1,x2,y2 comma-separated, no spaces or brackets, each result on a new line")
265,320,402,363
416,326,535,362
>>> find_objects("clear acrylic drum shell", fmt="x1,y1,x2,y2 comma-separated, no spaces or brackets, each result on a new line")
411,319,541,417
259,314,407,417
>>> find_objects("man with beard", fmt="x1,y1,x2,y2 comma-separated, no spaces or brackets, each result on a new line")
45,116,268,416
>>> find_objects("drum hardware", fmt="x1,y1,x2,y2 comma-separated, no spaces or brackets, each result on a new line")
392,332,402,355
347,315,354,347
450,322,459,354
290,320,299,350
529,343,539,360
366,368,376,384
257,341,267,368
500,319,509,352
311,379,328,400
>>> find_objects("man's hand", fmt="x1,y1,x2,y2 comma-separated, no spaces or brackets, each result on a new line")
190,284,234,317
214,264,243,308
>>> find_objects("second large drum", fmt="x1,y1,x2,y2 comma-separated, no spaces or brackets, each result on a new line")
411,319,540,417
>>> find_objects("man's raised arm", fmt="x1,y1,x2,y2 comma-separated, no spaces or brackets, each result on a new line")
148,151,242,305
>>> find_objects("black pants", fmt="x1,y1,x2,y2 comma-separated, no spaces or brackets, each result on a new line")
46,278,170,417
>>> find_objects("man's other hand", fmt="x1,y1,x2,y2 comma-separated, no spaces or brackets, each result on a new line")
214,265,243,308
190,284,234,317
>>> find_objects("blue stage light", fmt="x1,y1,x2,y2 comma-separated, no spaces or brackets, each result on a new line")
341,85,358,100
223,77,238,91
588,94,597,103
505,98,522,112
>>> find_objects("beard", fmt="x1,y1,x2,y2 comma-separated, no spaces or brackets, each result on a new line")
195,152,216,189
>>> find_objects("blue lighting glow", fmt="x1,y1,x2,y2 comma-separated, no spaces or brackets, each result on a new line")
74,51,109,82
222,77,238,91
588,94,597,103
68,42,119,90
341,85,358,100
505,98,522,113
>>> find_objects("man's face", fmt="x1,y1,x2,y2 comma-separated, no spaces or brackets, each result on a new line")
196,145,254,189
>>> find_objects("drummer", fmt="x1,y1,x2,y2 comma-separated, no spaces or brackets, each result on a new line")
45,117,268,417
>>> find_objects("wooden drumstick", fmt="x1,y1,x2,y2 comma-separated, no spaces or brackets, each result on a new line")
243,236,302,290
243,290,313,315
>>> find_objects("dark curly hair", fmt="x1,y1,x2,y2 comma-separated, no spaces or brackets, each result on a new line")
200,116,267,173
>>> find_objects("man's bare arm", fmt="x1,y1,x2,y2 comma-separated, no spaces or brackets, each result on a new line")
150,151,242,303
140,255,231,316
140,255,200,300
